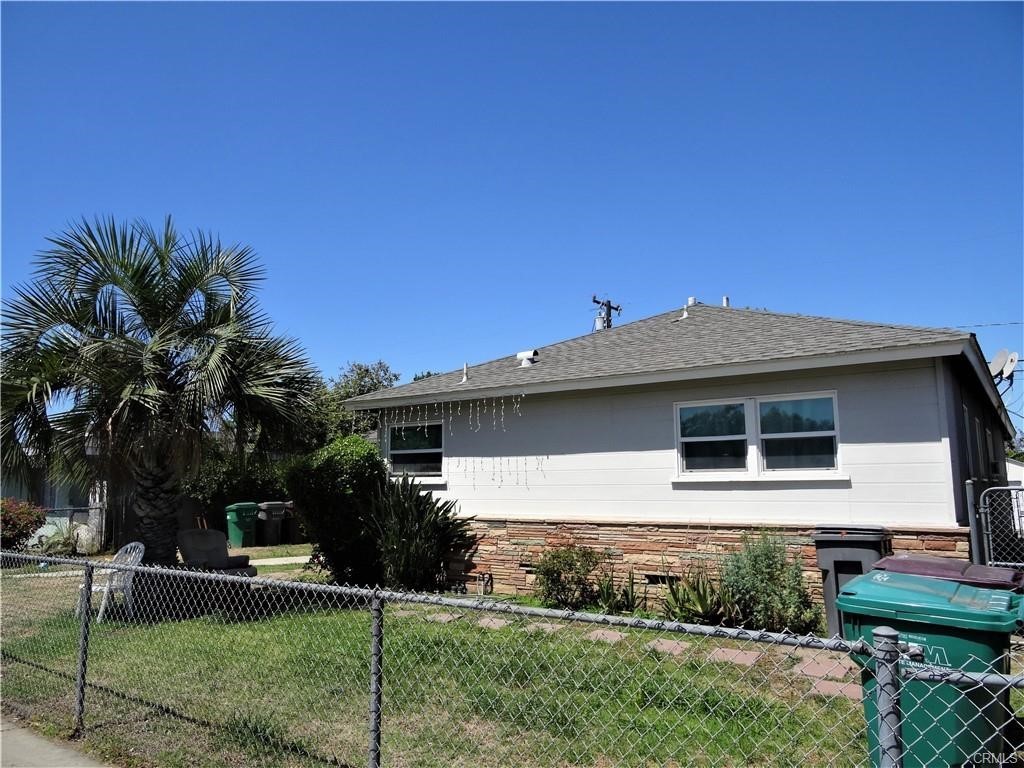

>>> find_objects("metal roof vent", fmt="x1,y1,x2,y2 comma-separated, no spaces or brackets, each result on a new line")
687,296,697,306
517,349,539,367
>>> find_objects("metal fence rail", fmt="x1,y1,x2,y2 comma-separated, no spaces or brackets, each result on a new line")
976,485,1024,568
2,550,1022,768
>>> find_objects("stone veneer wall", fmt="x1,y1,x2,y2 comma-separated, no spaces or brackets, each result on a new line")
451,519,970,602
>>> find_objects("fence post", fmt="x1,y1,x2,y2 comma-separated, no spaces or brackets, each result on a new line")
966,479,984,565
872,626,903,768
368,589,384,768
73,564,95,735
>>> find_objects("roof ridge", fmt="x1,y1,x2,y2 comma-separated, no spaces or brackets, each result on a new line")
697,304,968,338
531,303,689,350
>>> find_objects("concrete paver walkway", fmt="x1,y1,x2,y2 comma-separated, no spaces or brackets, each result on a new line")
1,715,110,767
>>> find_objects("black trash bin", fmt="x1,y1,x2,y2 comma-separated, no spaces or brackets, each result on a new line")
280,502,305,544
813,524,892,637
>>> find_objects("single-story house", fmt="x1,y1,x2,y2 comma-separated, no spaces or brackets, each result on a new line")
3,474,107,553
1008,457,1024,487
347,300,1015,595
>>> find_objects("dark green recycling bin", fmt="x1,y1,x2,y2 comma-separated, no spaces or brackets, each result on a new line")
224,502,258,547
838,570,1023,767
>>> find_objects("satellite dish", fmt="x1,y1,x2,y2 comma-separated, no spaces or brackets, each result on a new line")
1003,352,1019,380
989,349,1009,378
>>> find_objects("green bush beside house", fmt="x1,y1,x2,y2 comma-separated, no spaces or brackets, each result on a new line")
285,435,386,585
721,533,821,635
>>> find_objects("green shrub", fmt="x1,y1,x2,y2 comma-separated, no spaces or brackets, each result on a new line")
364,474,476,591
662,563,738,626
0,498,47,550
533,545,603,609
721,533,821,634
284,435,386,585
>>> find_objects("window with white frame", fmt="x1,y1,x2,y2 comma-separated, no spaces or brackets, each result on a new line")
758,395,838,470
675,392,839,475
388,423,443,476
677,401,748,471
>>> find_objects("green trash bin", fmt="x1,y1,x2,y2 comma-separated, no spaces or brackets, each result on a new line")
838,570,1023,767
224,502,258,548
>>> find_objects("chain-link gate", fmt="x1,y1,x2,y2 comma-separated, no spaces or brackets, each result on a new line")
976,485,1024,568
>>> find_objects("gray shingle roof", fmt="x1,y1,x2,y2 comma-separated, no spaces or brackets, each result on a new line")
347,303,970,407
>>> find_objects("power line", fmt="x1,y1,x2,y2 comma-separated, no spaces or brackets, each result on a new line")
954,322,1023,328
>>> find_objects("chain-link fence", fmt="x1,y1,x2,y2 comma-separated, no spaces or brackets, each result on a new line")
976,486,1024,568
2,550,1022,768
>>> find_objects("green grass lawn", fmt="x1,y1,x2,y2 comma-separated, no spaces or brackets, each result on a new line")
1,572,869,768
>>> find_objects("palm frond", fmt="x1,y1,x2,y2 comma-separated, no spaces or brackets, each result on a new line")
1,215,317,489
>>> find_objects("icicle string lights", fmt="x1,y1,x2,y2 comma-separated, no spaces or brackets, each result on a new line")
375,395,524,437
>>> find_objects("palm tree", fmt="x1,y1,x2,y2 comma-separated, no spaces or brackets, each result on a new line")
2,217,317,563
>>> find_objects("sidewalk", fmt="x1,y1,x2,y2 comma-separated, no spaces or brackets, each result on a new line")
250,555,309,566
0,715,110,768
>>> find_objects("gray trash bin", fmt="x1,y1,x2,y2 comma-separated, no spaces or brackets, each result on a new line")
256,501,290,547
812,524,892,637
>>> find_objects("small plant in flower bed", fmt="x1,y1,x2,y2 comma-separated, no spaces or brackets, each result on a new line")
0,497,46,550
533,544,605,609
596,566,648,615
38,520,81,556
662,562,739,626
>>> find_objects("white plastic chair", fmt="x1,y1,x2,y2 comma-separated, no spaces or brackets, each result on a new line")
79,541,145,623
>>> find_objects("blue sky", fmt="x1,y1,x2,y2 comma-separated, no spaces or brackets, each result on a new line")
2,2,1022,427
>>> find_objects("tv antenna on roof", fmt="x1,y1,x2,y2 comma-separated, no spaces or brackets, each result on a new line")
1003,352,1019,380
988,349,1009,378
592,295,622,332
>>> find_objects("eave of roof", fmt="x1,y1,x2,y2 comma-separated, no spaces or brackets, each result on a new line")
348,339,965,405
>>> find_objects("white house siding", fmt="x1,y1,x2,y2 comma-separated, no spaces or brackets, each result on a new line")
420,359,958,529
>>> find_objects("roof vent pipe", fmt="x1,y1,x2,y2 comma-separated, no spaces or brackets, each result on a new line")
460,363,468,383
516,349,539,368
687,296,697,306
722,296,730,307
